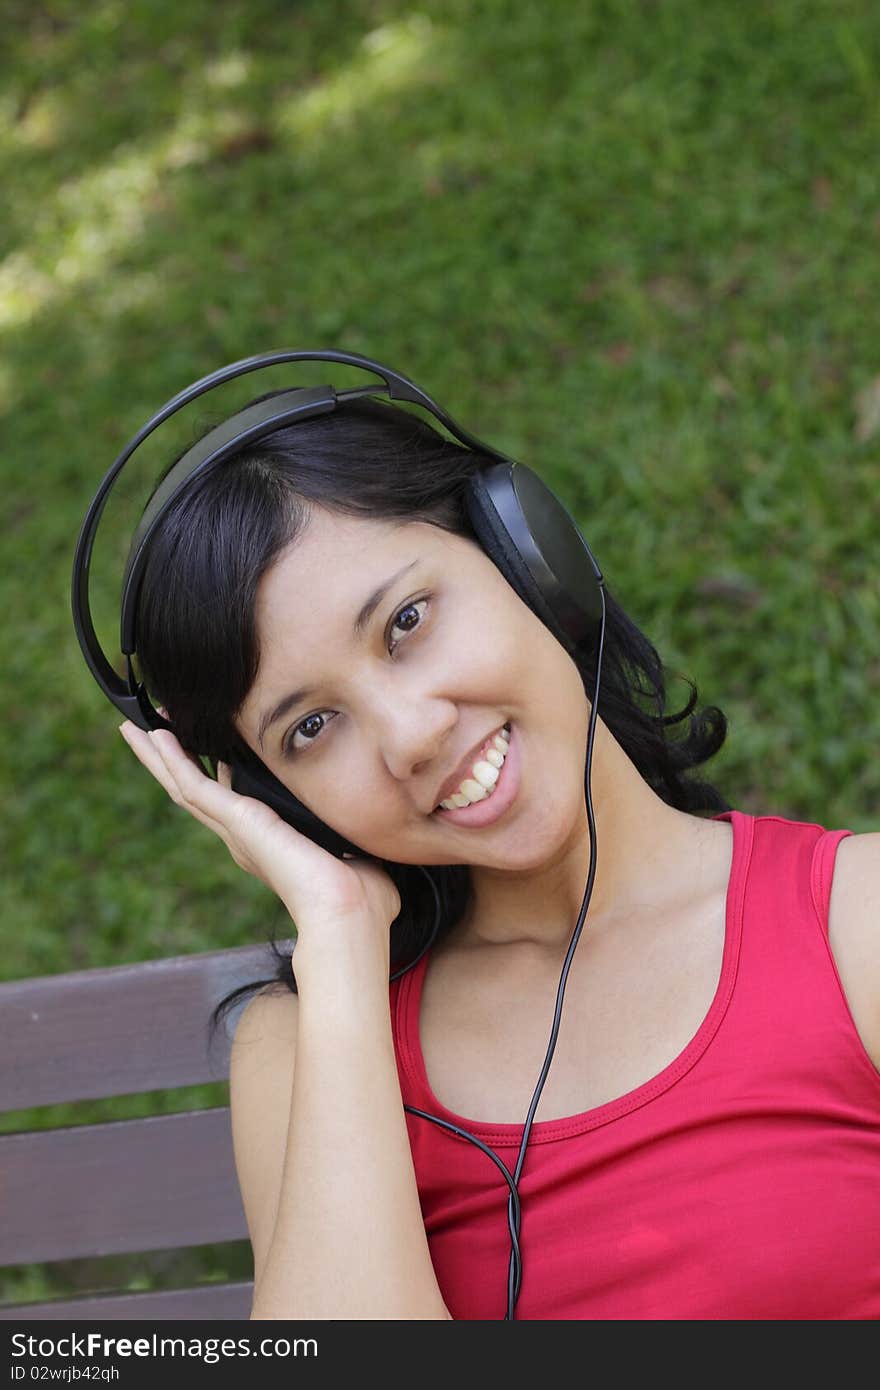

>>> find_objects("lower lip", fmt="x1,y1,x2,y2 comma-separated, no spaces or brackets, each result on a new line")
432,722,521,828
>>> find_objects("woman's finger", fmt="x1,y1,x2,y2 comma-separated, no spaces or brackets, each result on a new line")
146,727,230,810
119,722,181,799
142,728,288,854
119,722,230,836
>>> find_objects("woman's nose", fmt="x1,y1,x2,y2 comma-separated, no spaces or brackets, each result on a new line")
376,700,458,783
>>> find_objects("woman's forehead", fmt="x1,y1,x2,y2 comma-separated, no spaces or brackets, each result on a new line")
266,510,464,586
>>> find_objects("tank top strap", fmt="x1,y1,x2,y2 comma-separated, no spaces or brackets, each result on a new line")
810,823,855,941
718,812,858,1059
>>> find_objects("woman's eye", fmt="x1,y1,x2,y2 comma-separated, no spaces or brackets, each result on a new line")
387,596,429,652
284,711,336,756
282,596,430,757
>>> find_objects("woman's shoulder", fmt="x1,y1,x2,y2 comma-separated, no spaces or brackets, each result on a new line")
827,830,880,1071
234,980,299,1032
228,982,299,1115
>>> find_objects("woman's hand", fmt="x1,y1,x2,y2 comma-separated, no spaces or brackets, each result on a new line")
117,720,401,974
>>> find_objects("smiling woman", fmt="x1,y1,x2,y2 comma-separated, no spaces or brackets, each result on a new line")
132,386,729,1006
98,364,880,1322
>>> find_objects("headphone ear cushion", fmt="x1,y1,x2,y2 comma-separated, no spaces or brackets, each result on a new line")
465,469,574,650
227,753,364,860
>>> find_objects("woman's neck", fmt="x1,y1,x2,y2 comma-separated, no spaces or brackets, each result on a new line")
454,717,723,953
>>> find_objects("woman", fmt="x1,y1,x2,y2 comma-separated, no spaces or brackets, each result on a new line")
116,387,880,1321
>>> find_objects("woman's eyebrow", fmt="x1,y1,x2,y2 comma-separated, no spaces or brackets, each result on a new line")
257,558,421,750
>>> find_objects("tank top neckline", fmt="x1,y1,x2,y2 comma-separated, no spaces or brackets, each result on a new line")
395,808,753,1146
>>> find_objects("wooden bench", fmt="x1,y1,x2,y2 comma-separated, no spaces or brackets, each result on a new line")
0,943,290,1320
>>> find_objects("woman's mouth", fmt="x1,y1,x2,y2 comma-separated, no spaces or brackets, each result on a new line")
431,721,520,828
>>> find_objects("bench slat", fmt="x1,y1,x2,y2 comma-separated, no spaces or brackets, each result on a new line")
0,1108,249,1265
0,943,292,1110
0,1280,254,1320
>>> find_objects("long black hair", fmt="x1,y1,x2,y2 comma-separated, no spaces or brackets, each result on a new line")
132,390,731,1047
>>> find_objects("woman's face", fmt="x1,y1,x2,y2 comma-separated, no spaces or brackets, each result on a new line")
235,505,591,870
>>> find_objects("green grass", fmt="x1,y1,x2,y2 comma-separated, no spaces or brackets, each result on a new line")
2,0,878,1306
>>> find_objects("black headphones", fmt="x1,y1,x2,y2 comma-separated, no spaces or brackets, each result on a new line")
71,348,608,1319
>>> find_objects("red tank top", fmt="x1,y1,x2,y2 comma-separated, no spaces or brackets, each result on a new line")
389,810,880,1319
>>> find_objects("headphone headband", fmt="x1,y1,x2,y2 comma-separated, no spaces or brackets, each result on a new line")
121,384,339,653
71,349,515,727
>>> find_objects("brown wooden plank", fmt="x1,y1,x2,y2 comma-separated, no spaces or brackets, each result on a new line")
0,942,293,1111
0,1281,254,1320
0,1109,250,1265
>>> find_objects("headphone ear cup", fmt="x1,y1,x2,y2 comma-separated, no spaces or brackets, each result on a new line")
465,467,566,638
227,753,365,860
465,462,604,656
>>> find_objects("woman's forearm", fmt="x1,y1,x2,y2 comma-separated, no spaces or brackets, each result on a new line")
250,965,451,1320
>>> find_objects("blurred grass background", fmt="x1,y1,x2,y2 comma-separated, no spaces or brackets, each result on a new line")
1,0,878,1310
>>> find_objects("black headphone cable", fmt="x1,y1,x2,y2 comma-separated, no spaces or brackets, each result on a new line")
395,584,606,1319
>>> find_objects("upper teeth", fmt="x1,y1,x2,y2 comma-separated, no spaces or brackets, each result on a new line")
438,725,510,810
